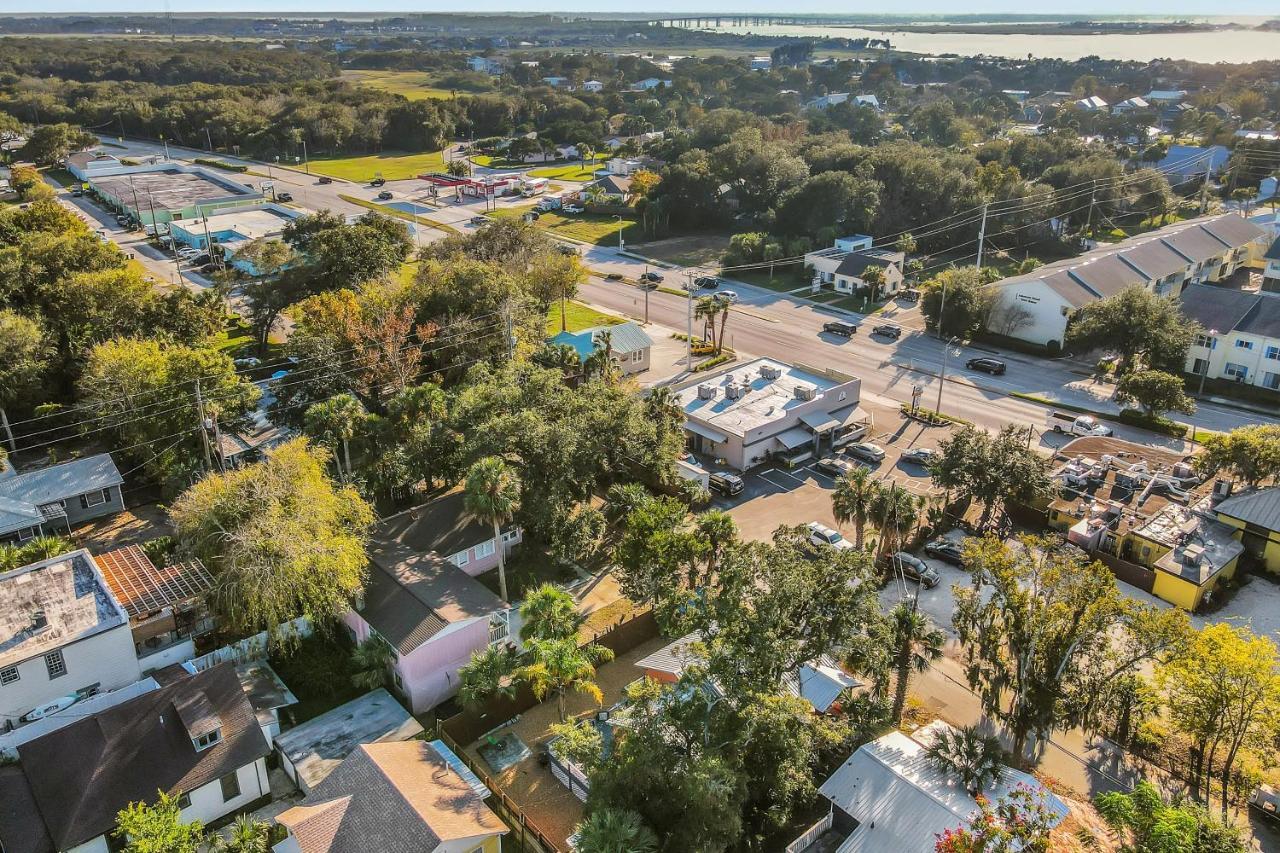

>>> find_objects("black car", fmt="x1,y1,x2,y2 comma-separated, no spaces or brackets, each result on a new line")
822,321,858,337
377,190,393,200
709,472,744,497
923,538,965,566
639,271,664,283
814,457,857,478
370,177,386,187
871,324,902,340
695,276,720,289
887,552,941,588
966,357,1007,375
470,216,488,225
276,192,294,203
605,272,624,281
318,176,333,184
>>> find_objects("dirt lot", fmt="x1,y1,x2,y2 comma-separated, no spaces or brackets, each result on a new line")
630,234,731,267
464,636,669,850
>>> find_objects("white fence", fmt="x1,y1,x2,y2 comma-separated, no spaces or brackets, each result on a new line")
785,808,834,853
188,617,312,672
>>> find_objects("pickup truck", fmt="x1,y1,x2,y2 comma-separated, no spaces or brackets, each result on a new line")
1046,411,1113,437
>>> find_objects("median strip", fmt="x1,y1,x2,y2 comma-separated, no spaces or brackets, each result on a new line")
338,193,459,235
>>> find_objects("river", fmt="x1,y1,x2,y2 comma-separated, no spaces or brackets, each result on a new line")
687,23,1280,64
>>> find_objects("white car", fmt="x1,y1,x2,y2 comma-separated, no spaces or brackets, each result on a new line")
846,442,887,463
562,205,584,214
806,521,855,552
718,290,739,303
176,246,201,257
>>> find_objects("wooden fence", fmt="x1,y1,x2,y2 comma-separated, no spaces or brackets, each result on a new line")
1092,550,1157,593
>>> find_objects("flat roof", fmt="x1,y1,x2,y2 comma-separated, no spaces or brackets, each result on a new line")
0,551,126,670
675,358,854,438
170,205,297,242
92,168,256,213
1137,504,1244,583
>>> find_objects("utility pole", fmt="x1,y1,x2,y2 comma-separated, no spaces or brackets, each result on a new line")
504,300,515,361
1084,179,1097,244
685,270,695,369
1199,160,1212,215
301,138,310,174
975,202,989,272
162,138,170,162
0,408,15,452
644,281,650,324
935,336,957,417
194,379,213,474
204,127,213,153
117,113,126,141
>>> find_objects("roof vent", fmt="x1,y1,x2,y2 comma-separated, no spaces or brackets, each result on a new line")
1183,544,1206,565
30,610,48,632
794,386,816,401
697,383,716,400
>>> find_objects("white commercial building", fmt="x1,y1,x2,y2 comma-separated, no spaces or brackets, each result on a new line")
675,358,870,471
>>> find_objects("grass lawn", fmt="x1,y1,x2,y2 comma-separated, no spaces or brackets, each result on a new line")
474,548,580,602
491,208,643,246
545,300,624,336
41,167,78,188
338,193,459,234
340,69,490,101
631,234,731,267
210,317,283,363
308,149,448,182
526,162,602,181
732,267,810,293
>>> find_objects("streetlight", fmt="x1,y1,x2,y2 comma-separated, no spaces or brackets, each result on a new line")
935,336,961,417
1192,328,1219,445
614,215,624,252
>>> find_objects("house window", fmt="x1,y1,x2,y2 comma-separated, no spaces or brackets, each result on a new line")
1265,346,1280,361
474,539,496,560
1224,362,1250,380
15,526,36,542
0,667,18,685
79,489,109,509
1234,339,1254,350
45,651,66,679
500,528,520,544
1194,334,1216,349
219,771,241,802
450,550,470,568
193,729,222,751
176,792,191,809
1264,373,1280,391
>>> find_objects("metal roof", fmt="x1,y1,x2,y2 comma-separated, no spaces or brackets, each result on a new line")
1215,487,1280,532
0,455,122,533
95,545,214,620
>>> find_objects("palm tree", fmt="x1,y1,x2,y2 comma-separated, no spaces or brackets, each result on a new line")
520,583,581,642
693,510,738,585
832,467,881,550
458,645,519,710
518,638,614,722
213,816,271,853
350,638,392,691
714,295,732,354
464,456,521,602
872,484,920,557
925,724,1007,797
887,601,945,723
573,808,659,853
303,393,366,482
694,296,719,348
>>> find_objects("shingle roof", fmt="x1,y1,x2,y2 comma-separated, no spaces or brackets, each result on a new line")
1179,285,1280,340
7,663,268,851
1215,487,1280,532
835,248,905,279
356,561,449,655
276,741,506,853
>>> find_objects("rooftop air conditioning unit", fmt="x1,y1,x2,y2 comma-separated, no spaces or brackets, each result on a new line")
794,386,816,401
725,383,742,400
697,384,716,400
759,364,782,380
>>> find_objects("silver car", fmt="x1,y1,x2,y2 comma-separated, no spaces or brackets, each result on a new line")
846,442,886,463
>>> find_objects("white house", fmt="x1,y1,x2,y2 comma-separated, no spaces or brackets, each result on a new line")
0,549,143,730
788,721,1068,852
65,151,123,183
804,235,905,296
749,55,772,70
466,56,503,75
1180,284,1280,391
630,77,670,91
675,358,870,470
1112,96,1151,114
1074,95,1109,112
1145,89,1188,103
0,662,271,853
989,214,1268,348
582,79,604,92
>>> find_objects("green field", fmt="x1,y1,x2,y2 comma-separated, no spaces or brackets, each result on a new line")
546,300,624,336
307,150,448,182
340,70,490,101
491,208,642,246
527,162,602,181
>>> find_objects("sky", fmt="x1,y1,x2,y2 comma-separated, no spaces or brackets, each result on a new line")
3,1,1277,16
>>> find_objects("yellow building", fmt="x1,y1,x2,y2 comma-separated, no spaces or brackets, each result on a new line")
1212,487,1280,574
1121,503,1244,611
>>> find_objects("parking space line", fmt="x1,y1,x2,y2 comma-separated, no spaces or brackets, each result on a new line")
759,468,806,488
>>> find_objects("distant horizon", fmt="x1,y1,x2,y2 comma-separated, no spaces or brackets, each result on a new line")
4,3,1278,17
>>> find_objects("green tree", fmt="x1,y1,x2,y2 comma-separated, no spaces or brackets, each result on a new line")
0,309,50,426
213,816,273,853
871,482,921,557
832,466,880,550
463,456,521,603
549,718,605,770
1067,286,1198,372
526,251,587,332
1196,424,1280,487
931,425,1050,531
303,393,368,482
519,582,581,642
350,638,392,691
517,638,615,722
925,724,1007,797
920,266,997,339
457,645,519,709
445,159,472,177
1115,369,1196,419
773,170,881,239
114,791,205,853
573,808,659,853
169,438,374,642
934,786,1059,853
888,601,946,723
20,122,95,165
1095,781,1246,853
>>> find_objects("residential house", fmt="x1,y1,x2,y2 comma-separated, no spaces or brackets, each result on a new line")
1161,101,1195,128
1020,90,1071,123
0,453,125,543
235,661,298,743
64,152,122,183
1046,436,1241,609
540,76,572,89
1000,89,1030,103
0,549,143,730
95,545,216,672
749,55,772,70
789,721,1068,852
988,213,1267,348
674,358,870,470
1212,102,1238,121
805,92,879,111
1237,128,1280,143
1179,285,1280,390
1074,95,1109,113
604,157,645,176
273,740,507,853
550,321,653,376
1157,144,1230,182
273,689,424,794
804,235,905,296
1145,89,1188,103
466,56,503,75
581,79,604,92
630,77,669,91
0,662,271,853
586,174,633,203
1213,486,1280,574
1112,96,1151,114
343,491,517,713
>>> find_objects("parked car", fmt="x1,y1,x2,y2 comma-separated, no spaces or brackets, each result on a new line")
717,290,739,304
470,216,488,225
370,177,386,187
199,263,218,274
276,192,294,202
233,357,262,369
377,190,393,200
70,188,84,197
709,472,744,497
694,276,720,289
562,205,584,214
176,247,201,259
318,176,333,184
887,552,941,588
900,447,938,466
1046,411,1113,437
639,271,664,283
822,321,858,337
806,522,855,552
923,538,965,566
966,357,1007,375
846,442,886,463
899,288,921,303
114,214,132,227
871,324,902,340
1248,784,1279,822
188,253,211,266
605,272,624,281
557,244,578,256
814,457,858,478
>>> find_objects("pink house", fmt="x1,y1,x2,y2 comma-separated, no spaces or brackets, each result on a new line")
344,491,519,714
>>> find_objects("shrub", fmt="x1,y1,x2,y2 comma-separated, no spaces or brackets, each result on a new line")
1116,408,1187,438
194,157,249,173
269,631,355,700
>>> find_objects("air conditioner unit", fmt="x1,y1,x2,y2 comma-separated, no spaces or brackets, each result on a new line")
697,383,716,400
725,383,742,400
759,364,782,380
794,386,816,401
